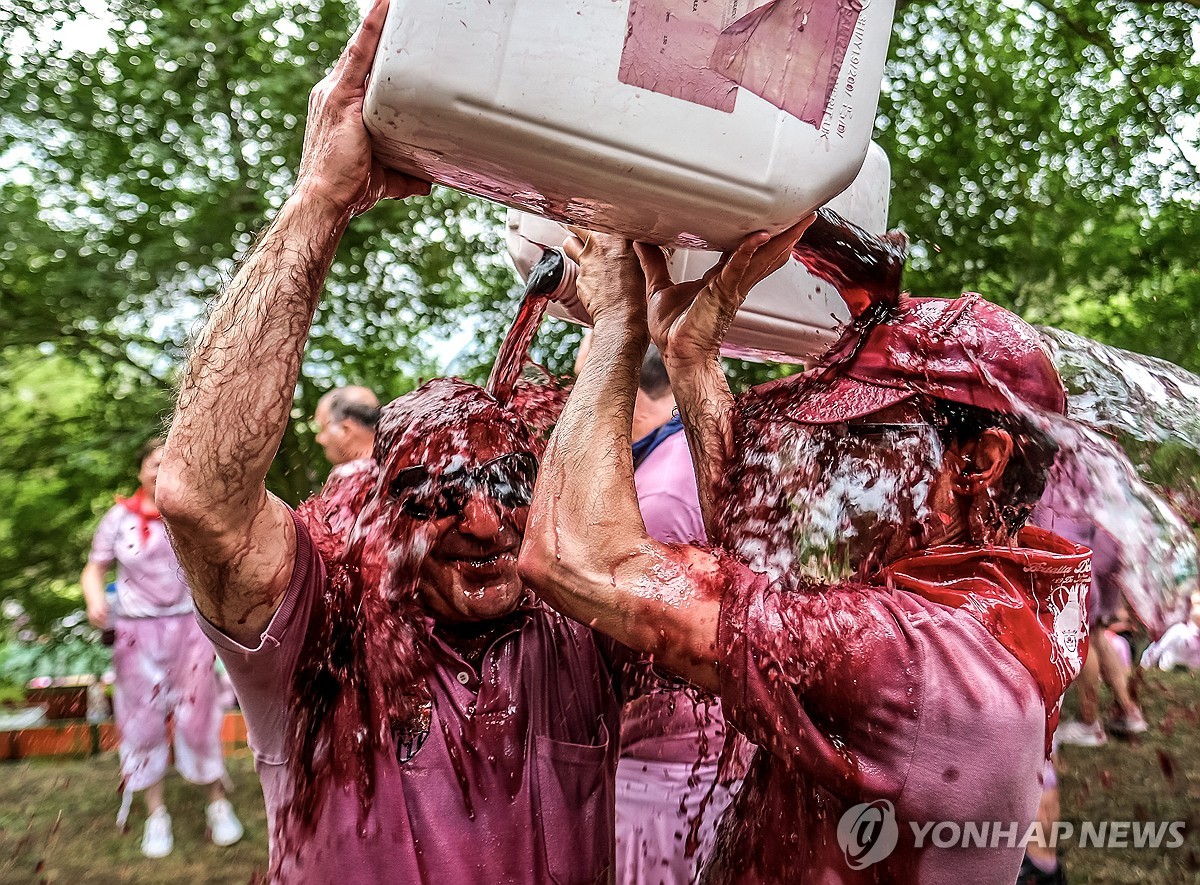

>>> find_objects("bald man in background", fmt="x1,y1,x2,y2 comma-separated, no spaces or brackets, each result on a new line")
314,385,380,469
311,385,381,535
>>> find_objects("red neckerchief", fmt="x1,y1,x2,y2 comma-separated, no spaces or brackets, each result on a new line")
117,487,161,548
881,527,1091,751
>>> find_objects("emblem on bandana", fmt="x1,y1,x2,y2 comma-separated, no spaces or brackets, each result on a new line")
1049,560,1090,677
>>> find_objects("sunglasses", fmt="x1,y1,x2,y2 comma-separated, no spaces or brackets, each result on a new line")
386,452,538,520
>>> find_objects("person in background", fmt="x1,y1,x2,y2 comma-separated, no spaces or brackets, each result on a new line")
1142,591,1200,671
1104,616,1134,671
314,384,380,472
313,385,382,537
1016,758,1067,885
1035,487,1149,746
81,437,243,858
582,337,740,883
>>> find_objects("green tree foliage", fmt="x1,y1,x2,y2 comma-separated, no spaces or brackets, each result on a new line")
0,0,1197,630
0,0,551,627
880,0,1199,368
0,350,170,631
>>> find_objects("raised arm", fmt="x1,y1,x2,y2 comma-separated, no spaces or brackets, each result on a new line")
519,227,807,689
635,218,812,541
156,0,428,645
518,233,726,689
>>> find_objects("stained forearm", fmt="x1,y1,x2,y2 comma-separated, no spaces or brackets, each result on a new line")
664,356,736,543
163,195,345,531
157,0,426,641
641,225,809,541
159,194,346,637
521,246,725,688
523,314,722,686
534,310,651,576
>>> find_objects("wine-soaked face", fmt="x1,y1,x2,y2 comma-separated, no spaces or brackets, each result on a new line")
368,380,537,624
728,401,951,583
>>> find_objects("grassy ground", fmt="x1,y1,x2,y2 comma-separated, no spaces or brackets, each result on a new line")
1055,668,1200,884
1,671,1198,884
0,753,267,884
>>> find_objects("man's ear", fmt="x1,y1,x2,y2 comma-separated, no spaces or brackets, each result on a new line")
953,428,1013,494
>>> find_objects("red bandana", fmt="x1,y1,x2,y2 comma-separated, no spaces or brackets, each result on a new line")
117,487,161,548
883,527,1091,750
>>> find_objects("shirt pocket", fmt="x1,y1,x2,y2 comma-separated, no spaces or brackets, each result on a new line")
533,723,613,885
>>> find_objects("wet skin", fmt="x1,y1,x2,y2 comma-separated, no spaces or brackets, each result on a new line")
375,420,531,625
787,401,944,578
717,396,1013,585
826,400,1014,570
807,400,961,576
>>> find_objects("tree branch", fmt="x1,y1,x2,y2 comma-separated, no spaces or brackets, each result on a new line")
1031,2,1200,178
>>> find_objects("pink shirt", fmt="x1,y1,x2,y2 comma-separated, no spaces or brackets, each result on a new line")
705,531,1089,884
636,429,704,548
200,516,623,883
89,503,191,618
622,429,726,764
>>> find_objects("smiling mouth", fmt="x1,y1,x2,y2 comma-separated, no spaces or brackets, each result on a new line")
464,552,509,568
444,548,517,570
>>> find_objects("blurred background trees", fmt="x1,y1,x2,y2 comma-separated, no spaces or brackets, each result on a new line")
883,0,1199,371
0,0,1196,646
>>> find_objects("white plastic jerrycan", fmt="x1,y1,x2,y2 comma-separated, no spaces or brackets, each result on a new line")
365,0,896,250
507,142,891,364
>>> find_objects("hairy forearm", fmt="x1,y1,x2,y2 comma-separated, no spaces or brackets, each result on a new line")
663,356,735,543
163,195,346,530
159,194,347,638
536,310,651,570
523,308,652,621
524,311,721,687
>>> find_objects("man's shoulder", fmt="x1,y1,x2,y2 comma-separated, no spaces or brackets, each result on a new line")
636,426,691,471
97,501,130,526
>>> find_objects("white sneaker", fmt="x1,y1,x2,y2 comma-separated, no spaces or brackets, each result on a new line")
1055,719,1108,747
1106,709,1149,737
206,798,244,847
141,808,173,858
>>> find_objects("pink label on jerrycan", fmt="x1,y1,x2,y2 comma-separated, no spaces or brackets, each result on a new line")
619,0,742,112
620,0,863,126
